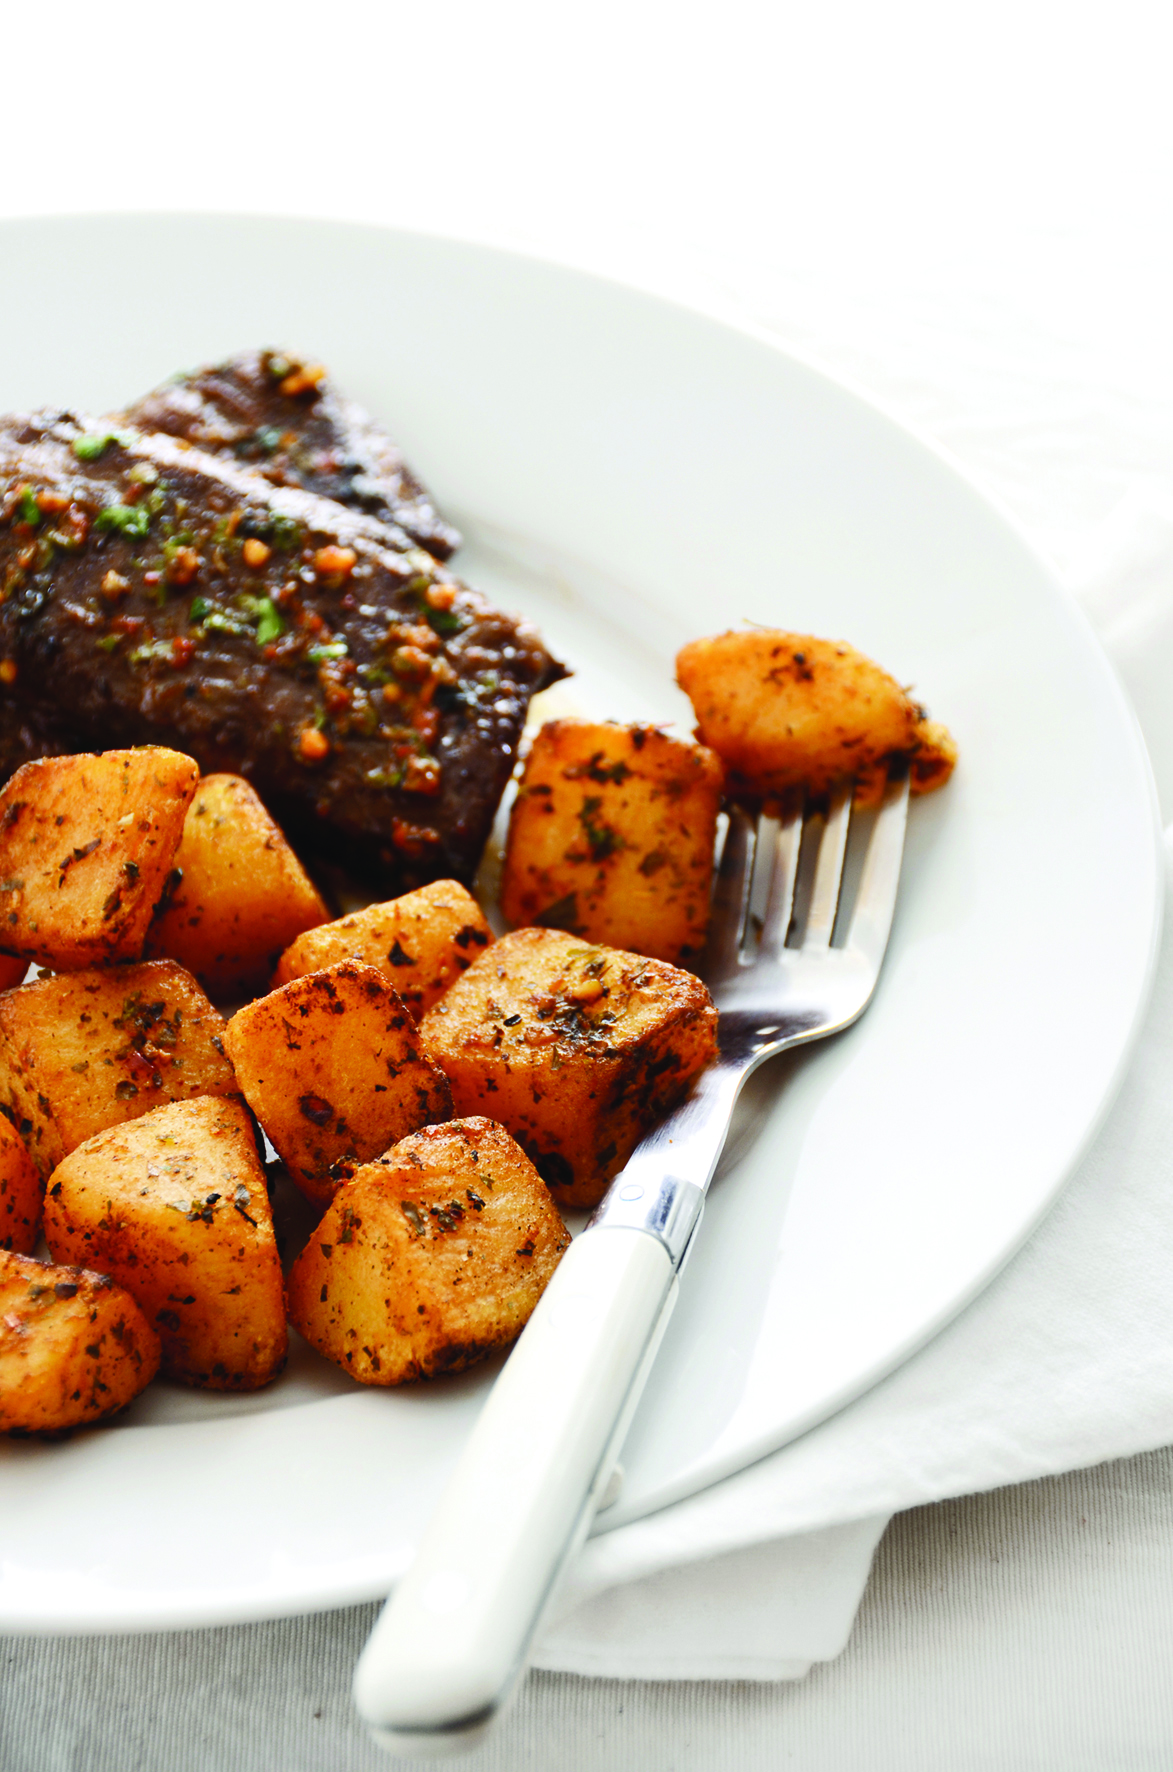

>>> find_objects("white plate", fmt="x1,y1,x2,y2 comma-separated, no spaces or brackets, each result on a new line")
0,215,1160,1631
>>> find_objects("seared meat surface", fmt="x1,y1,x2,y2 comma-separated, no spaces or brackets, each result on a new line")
124,349,461,562
0,413,562,887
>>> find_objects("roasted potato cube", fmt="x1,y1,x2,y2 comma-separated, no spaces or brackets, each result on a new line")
501,721,722,963
0,1112,41,1253
0,960,239,1167
0,1249,160,1433
676,631,956,802
0,747,198,968
0,1039,60,1179
224,961,453,1207
145,773,329,996
287,1117,569,1384
420,927,717,1208
42,1097,286,1390
909,718,958,794
272,879,492,1017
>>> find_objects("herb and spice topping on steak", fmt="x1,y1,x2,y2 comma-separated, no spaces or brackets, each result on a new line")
0,412,563,887
123,349,461,562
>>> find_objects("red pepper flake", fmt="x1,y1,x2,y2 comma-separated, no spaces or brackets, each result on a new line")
242,538,271,569
393,644,432,679
280,363,327,397
57,507,90,548
35,491,70,516
171,636,196,667
412,707,440,747
297,727,330,764
425,582,456,611
167,547,200,586
313,545,356,580
403,755,441,795
142,570,161,588
391,817,439,857
112,615,145,635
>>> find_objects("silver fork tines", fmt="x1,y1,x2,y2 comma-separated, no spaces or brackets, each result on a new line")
590,766,910,1264
707,771,909,980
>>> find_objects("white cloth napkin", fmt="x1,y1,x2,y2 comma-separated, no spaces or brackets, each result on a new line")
531,484,1173,1680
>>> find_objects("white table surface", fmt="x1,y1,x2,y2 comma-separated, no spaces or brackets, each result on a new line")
4,3,1173,1764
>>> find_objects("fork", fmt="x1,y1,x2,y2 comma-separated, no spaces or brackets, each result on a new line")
353,768,911,1755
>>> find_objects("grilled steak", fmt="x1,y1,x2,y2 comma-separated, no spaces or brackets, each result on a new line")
0,412,563,887
124,349,461,562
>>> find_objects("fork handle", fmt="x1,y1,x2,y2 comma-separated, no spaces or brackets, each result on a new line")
353,1224,676,1755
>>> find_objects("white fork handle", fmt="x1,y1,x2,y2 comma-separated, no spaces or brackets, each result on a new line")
353,1225,675,1756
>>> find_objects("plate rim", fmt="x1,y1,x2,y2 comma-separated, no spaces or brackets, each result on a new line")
0,209,1162,1629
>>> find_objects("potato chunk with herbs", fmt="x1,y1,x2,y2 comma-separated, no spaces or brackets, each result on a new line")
0,960,239,1168
273,879,492,1018
501,721,723,964
676,631,956,803
420,927,717,1209
224,961,453,1207
287,1117,569,1385
0,1112,41,1253
909,719,958,793
0,1249,160,1433
145,773,329,996
42,1097,286,1391
0,747,198,969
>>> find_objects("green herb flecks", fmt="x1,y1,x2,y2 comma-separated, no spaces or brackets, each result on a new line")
365,762,405,790
237,510,303,551
128,639,177,665
95,503,151,540
71,431,127,463
578,796,625,863
253,600,285,645
423,601,465,638
17,489,41,526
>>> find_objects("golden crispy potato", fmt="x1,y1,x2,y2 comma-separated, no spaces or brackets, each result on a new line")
0,748,198,968
224,961,453,1207
910,719,958,793
0,1112,41,1253
421,927,717,1209
287,1117,569,1384
0,960,239,1168
501,721,723,964
0,1248,160,1433
43,1096,286,1391
145,773,329,997
676,631,956,802
0,1039,61,1178
273,879,492,1018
